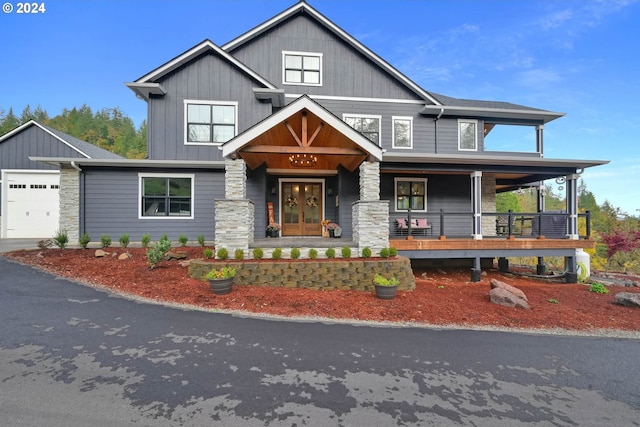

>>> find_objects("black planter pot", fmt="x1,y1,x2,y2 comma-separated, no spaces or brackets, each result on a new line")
209,278,234,295
328,229,335,238
374,284,397,300
267,230,279,238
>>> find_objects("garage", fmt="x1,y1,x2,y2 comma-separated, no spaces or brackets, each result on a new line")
1,170,60,238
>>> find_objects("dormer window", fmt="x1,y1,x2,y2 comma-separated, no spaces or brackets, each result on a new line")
185,100,237,145
283,51,322,86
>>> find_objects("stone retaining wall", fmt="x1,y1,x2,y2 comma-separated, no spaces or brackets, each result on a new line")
189,256,416,291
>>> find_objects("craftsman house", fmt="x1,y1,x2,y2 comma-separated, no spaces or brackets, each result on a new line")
21,1,607,280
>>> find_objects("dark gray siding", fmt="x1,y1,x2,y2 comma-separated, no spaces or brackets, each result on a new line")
148,53,272,161
247,165,268,240
82,167,224,241
229,14,421,101
335,167,359,237
0,125,85,170
383,174,472,237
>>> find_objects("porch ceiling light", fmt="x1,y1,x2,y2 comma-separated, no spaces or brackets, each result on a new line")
289,153,318,168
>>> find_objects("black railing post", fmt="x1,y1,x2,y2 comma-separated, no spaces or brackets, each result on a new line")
407,207,412,236
537,211,543,236
507,210,513,236
440,209,445,237
585,210,591,239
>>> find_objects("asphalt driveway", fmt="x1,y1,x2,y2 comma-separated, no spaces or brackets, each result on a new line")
1,256,639,426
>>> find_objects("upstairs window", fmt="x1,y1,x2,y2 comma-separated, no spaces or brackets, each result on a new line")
185,100,237,144
459,119,478,151
139,174,194,219
283,51,322,86
394,178,427,212
392,116,413,149
343,114,381,145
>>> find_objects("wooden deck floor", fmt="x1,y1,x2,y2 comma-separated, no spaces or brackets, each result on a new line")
389,237,596,251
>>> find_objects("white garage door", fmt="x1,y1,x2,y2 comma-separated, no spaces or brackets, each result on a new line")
2,171,60,238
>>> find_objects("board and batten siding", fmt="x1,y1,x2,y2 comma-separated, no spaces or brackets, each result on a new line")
246,166,268,240
384,174,473,237
147,53,272,161
0,125,85,170
229,14,422,101
82,168,224,242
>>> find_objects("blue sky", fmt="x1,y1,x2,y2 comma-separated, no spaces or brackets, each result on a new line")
1,0,638,215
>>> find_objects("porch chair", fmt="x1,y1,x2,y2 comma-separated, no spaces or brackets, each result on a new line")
395,218,409,236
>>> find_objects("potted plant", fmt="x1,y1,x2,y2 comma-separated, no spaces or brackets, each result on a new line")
266,223,281,238
373,273,400,300
326,222,340,238
206,266,237,295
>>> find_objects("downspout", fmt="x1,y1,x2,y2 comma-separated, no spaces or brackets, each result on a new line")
434,107,444,154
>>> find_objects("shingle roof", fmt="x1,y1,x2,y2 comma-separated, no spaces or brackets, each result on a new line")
41,123,123,159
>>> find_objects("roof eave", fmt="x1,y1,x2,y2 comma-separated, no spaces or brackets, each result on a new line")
125,82,167,101
420,105,565,124
29,157,227,169
252,88,286,107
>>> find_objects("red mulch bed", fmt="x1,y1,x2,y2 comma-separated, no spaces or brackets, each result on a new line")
5,247,640,333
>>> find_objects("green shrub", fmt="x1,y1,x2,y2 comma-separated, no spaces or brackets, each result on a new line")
53,228,69,249
141,234,151,248
197,235,206,247
217,248,229,260
147,238,171,269
308,248,318,259
291,247,301,259
361,246,372,258
389,247,398,257
326,247,336,259
203,248,214,259
253,247,264,260
119,233,130,248
79,232,91,249
100,234,112,248
178,234,188,247
341,246,351,258
272,247,282,260
234,248,244,260
589,282,609,294
379,247,390,258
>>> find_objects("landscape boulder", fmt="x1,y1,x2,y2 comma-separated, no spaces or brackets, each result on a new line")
615,292,640,308
165,251,188,261
118,252,132,260
95,249,108,258
489,279,529,309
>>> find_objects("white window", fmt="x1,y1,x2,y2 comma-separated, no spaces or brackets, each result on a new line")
394,178,428,212
283,51,322,86
343,114,381,145
392,116,413,149
459,119,478,151
139,173,194,219
185,100,237,145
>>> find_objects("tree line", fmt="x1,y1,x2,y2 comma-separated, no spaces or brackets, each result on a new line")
0,104,147,159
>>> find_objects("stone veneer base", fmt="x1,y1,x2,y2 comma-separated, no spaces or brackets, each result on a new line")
189,256,416,292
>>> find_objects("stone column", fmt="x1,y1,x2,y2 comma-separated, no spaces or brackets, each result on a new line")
353,161,389,256
59,166,80,244
481,174,496,236
214,158,254,253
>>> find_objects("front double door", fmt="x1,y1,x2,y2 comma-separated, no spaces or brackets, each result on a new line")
281,182,323,236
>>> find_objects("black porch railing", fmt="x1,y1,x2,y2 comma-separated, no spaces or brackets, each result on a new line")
391,209,592,239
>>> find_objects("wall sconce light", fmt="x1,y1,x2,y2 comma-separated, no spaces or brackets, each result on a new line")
327,187,333,197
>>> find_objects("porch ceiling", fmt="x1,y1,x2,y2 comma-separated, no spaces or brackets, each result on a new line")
234,109,370,172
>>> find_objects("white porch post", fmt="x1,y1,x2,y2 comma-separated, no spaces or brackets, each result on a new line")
566,174,579,240
214,158,254,252
471,171,482,240
352,161,389,256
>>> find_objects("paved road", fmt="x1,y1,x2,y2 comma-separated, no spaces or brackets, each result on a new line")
1,257,639,426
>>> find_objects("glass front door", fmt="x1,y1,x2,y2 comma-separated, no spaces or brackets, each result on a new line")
281,182,323,236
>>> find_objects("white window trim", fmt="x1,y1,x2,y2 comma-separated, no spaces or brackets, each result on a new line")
282,50,323,87
184,100,238,146
342,113,382,146
458,119,478,151
138,173,195,220
393,177,428,212
392,116,413,149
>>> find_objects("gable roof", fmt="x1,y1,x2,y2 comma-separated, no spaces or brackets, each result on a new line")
222,1,442,106
0,120,123,159
126,39,280,101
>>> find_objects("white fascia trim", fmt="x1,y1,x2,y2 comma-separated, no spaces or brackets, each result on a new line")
221,2,440,105
458,119,479,152
282,51,323,87
342,113,382,147
0,120,91,158
184,100,239,146
135,40,276,90
221,96,383,160
285,93,425,105
138,172,195,220
391,116,413,150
